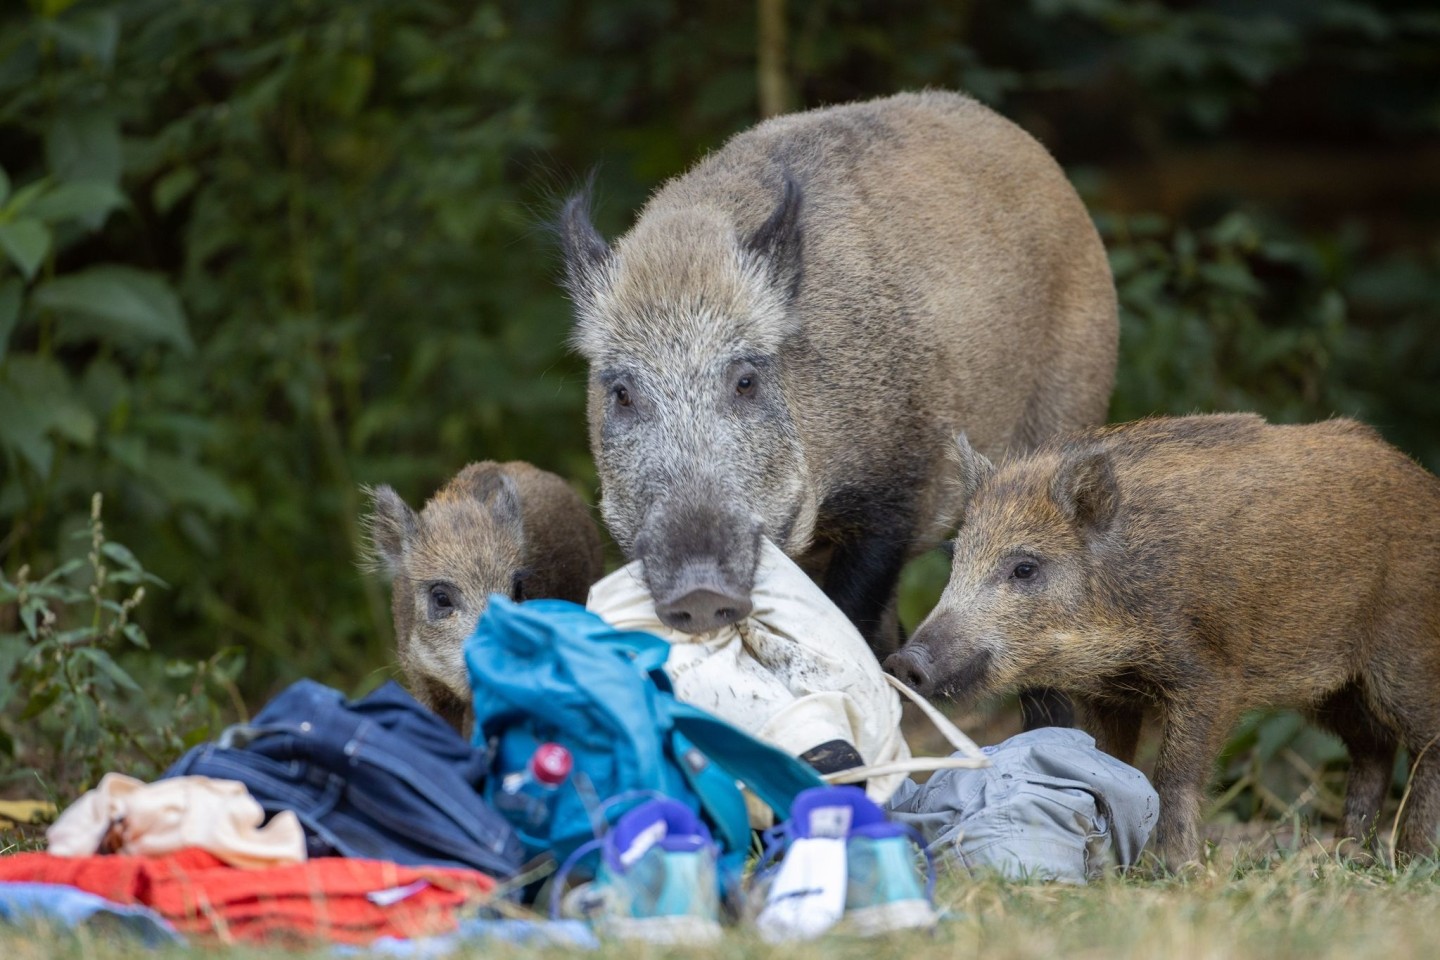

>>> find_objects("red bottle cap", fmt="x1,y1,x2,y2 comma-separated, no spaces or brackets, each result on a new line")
530,743,573,786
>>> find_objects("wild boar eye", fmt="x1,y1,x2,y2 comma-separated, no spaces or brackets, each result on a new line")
1011,561,1038,581
736,374,756,396
612,384,631,407
428,584,457,619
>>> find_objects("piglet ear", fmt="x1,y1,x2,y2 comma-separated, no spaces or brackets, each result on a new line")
946,432,995,524
455,464,526,541
745,171,804,300
361,485,418,576
485,474,525,540
1050,449,1119,533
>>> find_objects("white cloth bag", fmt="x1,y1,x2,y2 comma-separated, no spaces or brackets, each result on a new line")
587,538,985,803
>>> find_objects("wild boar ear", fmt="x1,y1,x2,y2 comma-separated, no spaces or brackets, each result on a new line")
745,172,804,300
946,433,995,522
1050,449,1119,534
463,468,526,541
486,475,525,541
361,485,418,576
558,179,613,309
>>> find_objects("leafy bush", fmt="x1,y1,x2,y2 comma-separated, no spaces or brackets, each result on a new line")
0,493,242,797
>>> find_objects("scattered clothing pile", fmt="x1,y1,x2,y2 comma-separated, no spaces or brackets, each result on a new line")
0,849,496,945
0,583,1160,951
46,773,305,868
166,678,525,876
1,678,516,947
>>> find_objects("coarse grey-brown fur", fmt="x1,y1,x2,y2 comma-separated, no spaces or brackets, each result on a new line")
362,461,605,732
559,90,1117,651
889,414,1440,869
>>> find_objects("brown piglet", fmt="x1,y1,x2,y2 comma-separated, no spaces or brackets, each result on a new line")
886,414,1440,867
363,462,605,733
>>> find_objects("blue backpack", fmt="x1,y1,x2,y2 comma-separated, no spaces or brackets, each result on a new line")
465,597,824,870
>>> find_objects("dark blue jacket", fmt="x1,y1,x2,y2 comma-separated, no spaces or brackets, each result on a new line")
164,679,523,880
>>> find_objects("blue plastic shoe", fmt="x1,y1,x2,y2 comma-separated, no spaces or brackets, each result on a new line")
754,785,937,941
553,797,723,944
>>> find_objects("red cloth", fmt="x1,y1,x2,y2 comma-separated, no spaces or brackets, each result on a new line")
0,849,497,945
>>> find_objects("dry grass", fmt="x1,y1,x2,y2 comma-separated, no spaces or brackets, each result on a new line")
3,835,1440,960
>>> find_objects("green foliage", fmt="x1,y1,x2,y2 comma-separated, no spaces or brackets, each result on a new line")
0,493,243,795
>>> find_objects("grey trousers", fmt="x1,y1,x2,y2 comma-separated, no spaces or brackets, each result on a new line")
883,727,1159,883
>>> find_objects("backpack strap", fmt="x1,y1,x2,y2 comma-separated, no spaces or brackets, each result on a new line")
668,700,824,821
667,728,753,857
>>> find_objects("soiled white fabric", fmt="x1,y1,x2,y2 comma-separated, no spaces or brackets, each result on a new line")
587,538,910,802
47,773,306,869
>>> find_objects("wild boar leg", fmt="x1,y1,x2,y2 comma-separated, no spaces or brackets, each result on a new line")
1371,659,1440,860
1082,698,1144,765
823,526,911,656
1019,687,1076,730
1152,693,1235,868
1311,683,1396,858
1397,745,1440,861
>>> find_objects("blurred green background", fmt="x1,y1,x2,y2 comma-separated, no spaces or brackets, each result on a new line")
1,0,1438,815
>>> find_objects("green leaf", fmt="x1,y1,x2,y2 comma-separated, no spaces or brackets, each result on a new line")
0,219,52,280
100,541,142,572
18,599,40,637
4,179,51,218
46,10,119,69
74,647,142,693
37,557,85,586
19,682,60,721
0,278,20,364
142,452,243,515
35,0,83,17
0,355,93,475
45,107,122,186
152,167,198,214
28,179,126,231
122,622,149,649
0,635,27,713
54,628,96,647
0,166,9,206
33,266,194,353
322,54,375,118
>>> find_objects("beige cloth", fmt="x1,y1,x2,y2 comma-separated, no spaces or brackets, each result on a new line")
587,538,912,803
47,773,306,869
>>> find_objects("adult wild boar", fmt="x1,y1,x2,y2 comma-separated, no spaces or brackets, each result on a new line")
887,415,1440,867
559,91,1117,680
364,461,605,732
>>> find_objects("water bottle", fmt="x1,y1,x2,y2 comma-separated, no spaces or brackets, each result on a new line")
498,742,573,833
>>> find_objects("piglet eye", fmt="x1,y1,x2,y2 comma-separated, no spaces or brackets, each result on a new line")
736,374,755,396
428,585,456,618
613,385,631,407
1011,561,1038,581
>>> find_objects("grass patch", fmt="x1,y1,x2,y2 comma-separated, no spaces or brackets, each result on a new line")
2,841,1438,960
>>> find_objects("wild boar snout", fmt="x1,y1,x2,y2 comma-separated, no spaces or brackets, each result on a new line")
887,611,997,701
635,495,764,634
883,644,936,695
